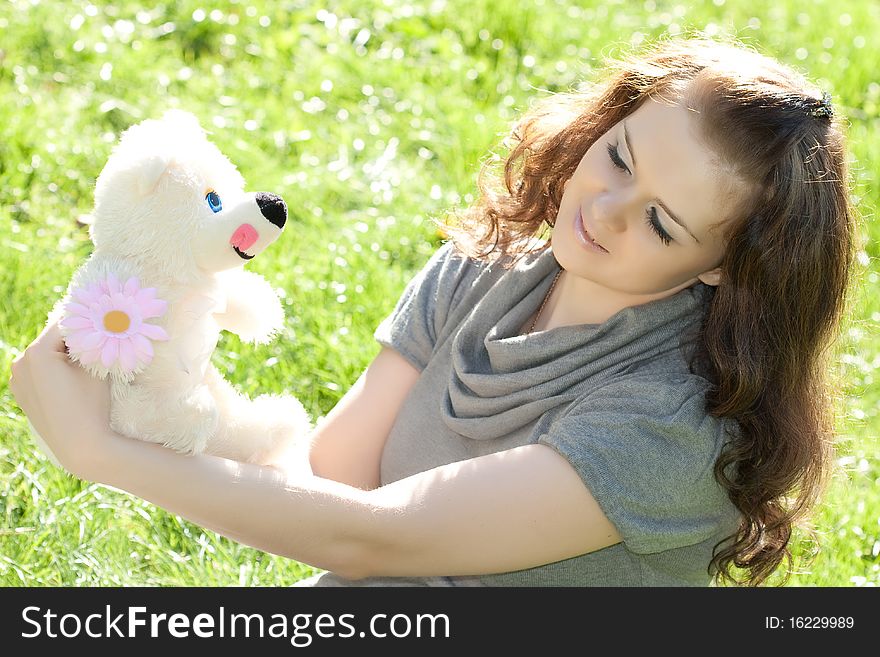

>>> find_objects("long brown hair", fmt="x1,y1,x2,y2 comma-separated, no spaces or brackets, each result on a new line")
444,37,857,586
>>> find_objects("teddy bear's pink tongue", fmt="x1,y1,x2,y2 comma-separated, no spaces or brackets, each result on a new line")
230,224,259,252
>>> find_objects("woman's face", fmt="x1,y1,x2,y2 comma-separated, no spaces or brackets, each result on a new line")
551,95,751,297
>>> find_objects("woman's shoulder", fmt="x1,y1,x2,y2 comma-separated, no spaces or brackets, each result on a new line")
538,367,740,555
411,239,549,308
375,240,531,370
410,240,483,292
564,369,732,439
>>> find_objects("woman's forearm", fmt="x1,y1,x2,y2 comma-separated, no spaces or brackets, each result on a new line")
10,320,395,579
12,326,611,581
95,429,380,579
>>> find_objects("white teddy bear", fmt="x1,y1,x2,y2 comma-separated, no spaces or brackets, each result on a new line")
35,110,311,465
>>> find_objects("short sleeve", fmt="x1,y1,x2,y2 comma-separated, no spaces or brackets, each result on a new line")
537,375,739,554
373,241,477,371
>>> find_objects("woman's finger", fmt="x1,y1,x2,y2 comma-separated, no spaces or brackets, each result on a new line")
28,320,67,356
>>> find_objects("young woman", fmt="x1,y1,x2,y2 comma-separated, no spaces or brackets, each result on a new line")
10,37,856,587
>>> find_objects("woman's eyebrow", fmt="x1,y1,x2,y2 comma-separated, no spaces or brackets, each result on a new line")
623,121,701,244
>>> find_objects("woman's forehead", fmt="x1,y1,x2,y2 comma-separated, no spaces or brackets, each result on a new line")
622,98,749,236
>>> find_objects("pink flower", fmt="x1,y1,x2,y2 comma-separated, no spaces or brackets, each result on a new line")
60,274,169,373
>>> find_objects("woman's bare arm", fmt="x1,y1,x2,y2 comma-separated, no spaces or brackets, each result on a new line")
303,347,420,490
10,323,622,580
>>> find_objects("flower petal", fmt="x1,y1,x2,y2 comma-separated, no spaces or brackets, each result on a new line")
118,340,138,371
64,301,92,318
77,330,107,351
86,283,107,304
140,298,168,319
85,283,105,303
60,315,94,330
78,347,103,366
65,329,98,352
106,274,121,295
70,287,92,306
139,323,169,341
101,338,120,368
89,307,107,330
123,277,141,296
131,333,154,360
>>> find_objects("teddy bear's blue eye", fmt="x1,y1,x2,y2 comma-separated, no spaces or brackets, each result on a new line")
206,190,222,213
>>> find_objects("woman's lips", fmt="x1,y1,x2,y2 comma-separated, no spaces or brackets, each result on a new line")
574,208,609,253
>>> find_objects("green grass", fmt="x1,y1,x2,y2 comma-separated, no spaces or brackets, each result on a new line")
1,0,877,586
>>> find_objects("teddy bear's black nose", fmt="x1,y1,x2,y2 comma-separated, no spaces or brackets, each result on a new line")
255,192,287,229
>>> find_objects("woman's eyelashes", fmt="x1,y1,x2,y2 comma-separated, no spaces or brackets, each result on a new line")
646,207,672,246
606,142,631,174
606,141,674,246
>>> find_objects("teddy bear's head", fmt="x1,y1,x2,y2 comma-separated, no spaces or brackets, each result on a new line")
90,110,286,282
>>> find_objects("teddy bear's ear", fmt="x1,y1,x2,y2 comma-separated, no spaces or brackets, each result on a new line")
161,109,204,134
132,154,171,196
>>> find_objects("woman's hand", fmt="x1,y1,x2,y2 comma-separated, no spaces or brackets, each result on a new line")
9,320,113,478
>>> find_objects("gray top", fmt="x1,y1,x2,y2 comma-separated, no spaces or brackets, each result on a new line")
304,242,742,587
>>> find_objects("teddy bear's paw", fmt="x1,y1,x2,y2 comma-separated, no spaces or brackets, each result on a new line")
234,393,312,465
214,270,285,344
240,294,284,345
159,408,217,455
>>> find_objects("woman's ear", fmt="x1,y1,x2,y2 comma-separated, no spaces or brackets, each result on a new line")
697,267,722,286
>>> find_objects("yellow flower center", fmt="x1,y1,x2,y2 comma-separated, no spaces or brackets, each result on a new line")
103,310,131,333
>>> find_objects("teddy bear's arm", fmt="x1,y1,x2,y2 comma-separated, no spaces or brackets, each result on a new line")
213,269,284,344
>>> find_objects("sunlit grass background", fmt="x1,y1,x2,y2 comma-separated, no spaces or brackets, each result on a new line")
1,0,877,586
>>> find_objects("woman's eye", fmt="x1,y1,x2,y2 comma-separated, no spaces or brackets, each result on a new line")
646,207,673,246
206,190,222,213
606,142,631,174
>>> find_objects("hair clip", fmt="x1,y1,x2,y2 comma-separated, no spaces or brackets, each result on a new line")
810,91,834,119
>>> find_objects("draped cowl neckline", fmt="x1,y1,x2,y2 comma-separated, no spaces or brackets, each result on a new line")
441,248,713,440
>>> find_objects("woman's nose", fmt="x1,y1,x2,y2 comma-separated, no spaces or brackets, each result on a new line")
593,192,630,233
